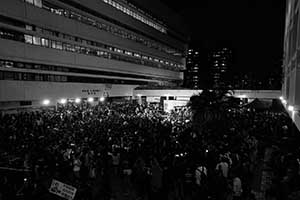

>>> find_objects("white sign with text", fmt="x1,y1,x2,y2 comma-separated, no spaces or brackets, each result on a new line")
49,179,77,200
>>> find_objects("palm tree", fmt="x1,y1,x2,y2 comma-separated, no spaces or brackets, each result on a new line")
187,89,239,134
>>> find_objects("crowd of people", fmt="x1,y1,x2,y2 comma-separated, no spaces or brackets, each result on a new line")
0,99,299,200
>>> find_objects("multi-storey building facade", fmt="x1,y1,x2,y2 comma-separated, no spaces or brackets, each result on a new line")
0,0,188,109
282,0,300,130
208,47,232,89
184,48,210,89
184,48,200,89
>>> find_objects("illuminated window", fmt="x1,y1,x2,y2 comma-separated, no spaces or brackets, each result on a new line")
25,25,33,31
34,0,42,7
25,0,34,4
125,51,132,56
102,0,166,33
24,34,33,44
134,53,141,57
33,36,41,45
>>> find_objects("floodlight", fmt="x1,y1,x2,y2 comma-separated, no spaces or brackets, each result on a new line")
42,99,50,105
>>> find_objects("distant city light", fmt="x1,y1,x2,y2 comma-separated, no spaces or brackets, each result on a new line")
100,97,105,102
42,99,50,105
88,97,94,102
59,98,67,104
75,98,81,103
288,105,294,111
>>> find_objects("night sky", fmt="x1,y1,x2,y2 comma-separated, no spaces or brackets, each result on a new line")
160,0,286,76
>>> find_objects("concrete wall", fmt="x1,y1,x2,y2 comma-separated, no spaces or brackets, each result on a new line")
0,80,137,102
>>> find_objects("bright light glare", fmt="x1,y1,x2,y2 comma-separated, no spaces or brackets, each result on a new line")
282,99,287,104
75,98,81,103
59,98,67,104
100,97,105,102
279,96,284,100
42,99,50,105
288,105,294,111
88,97,94,102
237,95,247,98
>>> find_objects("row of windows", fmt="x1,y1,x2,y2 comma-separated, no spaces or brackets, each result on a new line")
0,70,67,82
0,59,167,81
23,0,183,57
0,27,181,71
22,21,181,68
0,71,148,85
102,0,166,33
121,0,166,26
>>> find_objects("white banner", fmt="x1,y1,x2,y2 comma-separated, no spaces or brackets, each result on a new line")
146,96,160,103
163,100,187,112
49,179,77,200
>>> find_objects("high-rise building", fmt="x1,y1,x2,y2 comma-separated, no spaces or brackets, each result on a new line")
184,47,209,89
282,0,300,130
0,0,189,109
208,47,232,89
184,48,200,89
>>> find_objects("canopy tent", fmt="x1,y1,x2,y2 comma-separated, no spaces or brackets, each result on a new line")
243,98,272,110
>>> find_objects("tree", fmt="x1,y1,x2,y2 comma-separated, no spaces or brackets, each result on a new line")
187,89,240,134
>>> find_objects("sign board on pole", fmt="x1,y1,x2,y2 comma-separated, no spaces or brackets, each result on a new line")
49,179,77,200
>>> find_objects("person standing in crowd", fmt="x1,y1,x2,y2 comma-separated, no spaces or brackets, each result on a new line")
121,160,132,196
232,175,243,200
150,157,163,200
111,151,120,176
133,157,148,200
183,167,194,199
73,154,82,180
216,156,229,178
194,163,208,199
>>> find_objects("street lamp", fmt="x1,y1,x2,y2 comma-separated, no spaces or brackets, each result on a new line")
288,105,294,112
100,97,105,102
59,98,67,104
42,99,50,106
75,98,81,103
279,96,284,101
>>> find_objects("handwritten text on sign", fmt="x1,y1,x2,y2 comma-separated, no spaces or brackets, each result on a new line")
49,179,77,200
